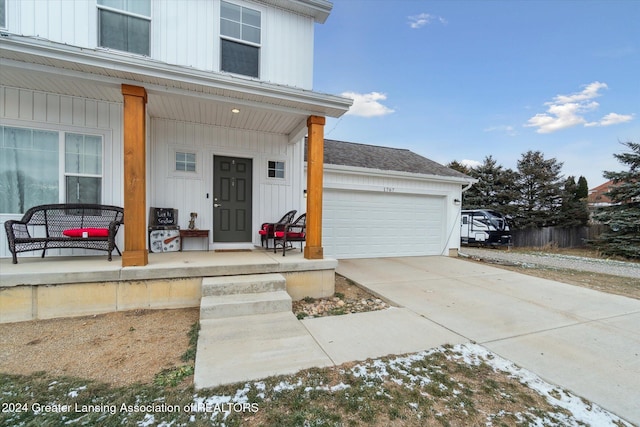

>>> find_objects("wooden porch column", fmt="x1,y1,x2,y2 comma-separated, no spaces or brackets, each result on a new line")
121,84,148,267
304,115,325,259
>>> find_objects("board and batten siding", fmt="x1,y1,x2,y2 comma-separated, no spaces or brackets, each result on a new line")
0,86,123,259
7,0,315,89
150,118,305,248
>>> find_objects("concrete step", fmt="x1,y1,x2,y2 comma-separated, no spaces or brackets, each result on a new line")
194,312,332,389
202,273,286,296
200,290,292,319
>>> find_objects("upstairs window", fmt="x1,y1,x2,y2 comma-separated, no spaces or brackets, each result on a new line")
98,0,150,56
220,1,261,78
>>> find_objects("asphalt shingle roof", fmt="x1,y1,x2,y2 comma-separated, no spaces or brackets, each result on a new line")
306,138,469,179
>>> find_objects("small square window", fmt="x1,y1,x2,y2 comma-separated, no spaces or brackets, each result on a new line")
268,161,285,178
176,151,196,172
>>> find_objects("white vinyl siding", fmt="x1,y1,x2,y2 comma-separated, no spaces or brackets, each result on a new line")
6,0,315,89
150,118,305,246
318,167,464,259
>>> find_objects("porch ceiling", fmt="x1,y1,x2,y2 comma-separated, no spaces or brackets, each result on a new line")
0,34,351,135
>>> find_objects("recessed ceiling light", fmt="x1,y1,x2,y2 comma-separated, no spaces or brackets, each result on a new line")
231,108,240,114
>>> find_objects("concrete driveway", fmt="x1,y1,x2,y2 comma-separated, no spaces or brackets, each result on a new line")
334,256,640,425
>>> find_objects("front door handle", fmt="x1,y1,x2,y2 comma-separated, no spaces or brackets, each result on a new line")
214,203,223,208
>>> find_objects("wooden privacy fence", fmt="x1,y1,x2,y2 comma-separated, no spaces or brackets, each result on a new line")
512,225,607,248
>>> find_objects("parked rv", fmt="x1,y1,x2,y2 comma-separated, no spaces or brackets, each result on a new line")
461,209,512,246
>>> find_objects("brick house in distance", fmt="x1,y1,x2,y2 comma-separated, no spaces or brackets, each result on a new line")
588,180,619,209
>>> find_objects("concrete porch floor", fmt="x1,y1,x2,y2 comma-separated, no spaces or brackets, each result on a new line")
0,248,336,287
0,248,337,323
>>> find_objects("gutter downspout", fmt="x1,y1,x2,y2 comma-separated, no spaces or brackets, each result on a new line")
461,180,475,193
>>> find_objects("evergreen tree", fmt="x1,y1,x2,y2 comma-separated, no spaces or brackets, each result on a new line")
463,156,519,217
593,141,640,259
577,176,589,199
446,160,472,176
558,176,589,227
514,150,564,228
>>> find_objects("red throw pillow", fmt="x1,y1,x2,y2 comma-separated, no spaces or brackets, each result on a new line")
274,231,304,239
63,228,109,237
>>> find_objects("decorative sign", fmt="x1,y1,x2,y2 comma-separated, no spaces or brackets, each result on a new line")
149,207,178,227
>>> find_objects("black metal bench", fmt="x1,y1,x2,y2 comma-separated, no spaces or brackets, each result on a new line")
4,204,124,264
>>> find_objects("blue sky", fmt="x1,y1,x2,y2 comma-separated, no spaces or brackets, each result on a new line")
313,0,639,189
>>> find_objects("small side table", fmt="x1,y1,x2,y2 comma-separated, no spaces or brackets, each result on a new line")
179,229,210,251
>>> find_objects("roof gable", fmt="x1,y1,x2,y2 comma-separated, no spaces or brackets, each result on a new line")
306,138,469,179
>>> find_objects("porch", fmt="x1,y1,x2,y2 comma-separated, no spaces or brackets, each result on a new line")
0,248,337,324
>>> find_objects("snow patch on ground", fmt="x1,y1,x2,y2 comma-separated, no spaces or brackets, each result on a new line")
188,343,632,426
450,343,632,427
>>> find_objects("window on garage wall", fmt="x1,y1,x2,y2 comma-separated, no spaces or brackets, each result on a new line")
98,0,151,56
0,125,103,214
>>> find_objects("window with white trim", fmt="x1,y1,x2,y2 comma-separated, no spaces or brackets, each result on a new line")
65,133,103,204
0,126,103,214
97,0,150,56
175,151,197,172
268,161,285,179
220,1,261,78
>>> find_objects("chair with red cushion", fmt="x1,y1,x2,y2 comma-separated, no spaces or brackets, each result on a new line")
274,213,305,256
258,210,296,249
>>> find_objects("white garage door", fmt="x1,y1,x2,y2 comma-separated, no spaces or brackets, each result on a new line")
323,189,445,259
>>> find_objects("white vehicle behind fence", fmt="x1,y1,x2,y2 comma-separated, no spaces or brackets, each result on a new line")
461,209,512,246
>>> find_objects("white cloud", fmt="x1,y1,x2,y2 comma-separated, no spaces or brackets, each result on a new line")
461,159,482,169
341,92,395,118
585,112,635,127
525,82,634,133
553,81,608,104
408,13,447,29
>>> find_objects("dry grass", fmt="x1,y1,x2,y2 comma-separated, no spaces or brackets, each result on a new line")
0,253,635,426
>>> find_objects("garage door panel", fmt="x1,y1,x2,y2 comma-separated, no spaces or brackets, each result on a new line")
324,190,444,259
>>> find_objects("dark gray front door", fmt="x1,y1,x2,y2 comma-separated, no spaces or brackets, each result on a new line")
213,156,252,242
